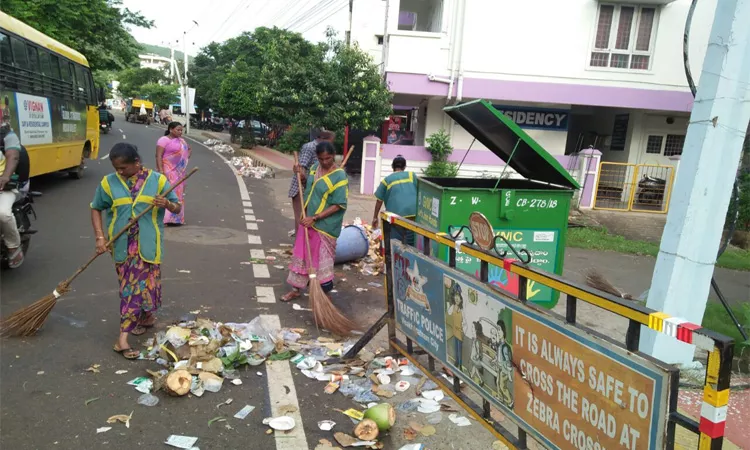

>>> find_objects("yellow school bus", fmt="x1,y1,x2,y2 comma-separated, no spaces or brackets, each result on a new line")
0,11,100,179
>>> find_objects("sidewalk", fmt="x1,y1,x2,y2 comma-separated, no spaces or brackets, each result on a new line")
195,129,295,171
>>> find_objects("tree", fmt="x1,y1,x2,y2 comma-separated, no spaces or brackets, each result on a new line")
2,0,153,72
140,83,179,109
117,68,167,99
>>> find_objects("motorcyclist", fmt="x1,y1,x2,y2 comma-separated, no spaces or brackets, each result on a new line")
0,118,31,268
99,101,114,127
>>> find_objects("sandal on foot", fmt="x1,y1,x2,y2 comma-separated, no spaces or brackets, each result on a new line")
131,324,153,336
7,247,24,269
280,291,301,302
113,345,140,360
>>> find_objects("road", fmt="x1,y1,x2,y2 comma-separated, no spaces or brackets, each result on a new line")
0,115,496,450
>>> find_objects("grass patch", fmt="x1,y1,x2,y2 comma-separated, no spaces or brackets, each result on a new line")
567,227,750,271
701,302,750,353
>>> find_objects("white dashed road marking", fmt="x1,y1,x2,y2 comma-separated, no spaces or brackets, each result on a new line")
246,222,259,231
122,134,127,139
245,215,257,221
256,286,276,303
250,249,266,259
263,315,308,449
253,264,270,278
243,201,252,208
248,234,262,245
244,209,254,215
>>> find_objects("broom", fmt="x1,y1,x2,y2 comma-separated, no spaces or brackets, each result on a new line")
584,269,634,300
294,152,357,336
0,167,199,337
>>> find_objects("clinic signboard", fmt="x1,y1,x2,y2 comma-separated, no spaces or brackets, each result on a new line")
391,240,672,450
492,105,570,131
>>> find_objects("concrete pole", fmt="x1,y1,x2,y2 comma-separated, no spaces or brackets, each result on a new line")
346,0,353,46
183,32,190,135
640,0,750,364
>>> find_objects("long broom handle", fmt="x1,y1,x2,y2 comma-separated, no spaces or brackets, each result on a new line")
339,145,354,169
61,167,199,288
294,153,316,266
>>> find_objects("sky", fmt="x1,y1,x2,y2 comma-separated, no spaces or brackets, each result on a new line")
122,0,350,56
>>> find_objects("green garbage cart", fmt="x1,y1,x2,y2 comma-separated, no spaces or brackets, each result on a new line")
414,99,580,309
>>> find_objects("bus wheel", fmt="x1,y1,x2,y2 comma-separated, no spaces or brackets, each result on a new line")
69,148,87,179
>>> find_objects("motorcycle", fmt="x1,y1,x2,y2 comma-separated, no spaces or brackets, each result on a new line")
636,175,667,207
0,182,39,269
99,109,112,134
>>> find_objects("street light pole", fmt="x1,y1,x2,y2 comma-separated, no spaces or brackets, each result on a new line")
182,20,199,136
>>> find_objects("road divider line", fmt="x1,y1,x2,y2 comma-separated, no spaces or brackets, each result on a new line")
244,208,254,215
246,215,257,221
118,128,123,132
250,249,266,259
248,234,262,245
256,286,276,303
252,264,270,278
247,222,259,231
243,201,252,208
262,314,308,450
122,134,126,139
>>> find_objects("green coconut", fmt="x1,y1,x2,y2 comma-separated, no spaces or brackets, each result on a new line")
363,403,396,431
353,418,380,441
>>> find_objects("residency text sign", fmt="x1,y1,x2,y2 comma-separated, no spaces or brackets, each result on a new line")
391,241,671,450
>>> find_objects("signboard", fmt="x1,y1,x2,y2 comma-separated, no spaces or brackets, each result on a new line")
453,228,559,305
391,241,671,450
468,212,494,250
492,105,570,131
1,90,88,145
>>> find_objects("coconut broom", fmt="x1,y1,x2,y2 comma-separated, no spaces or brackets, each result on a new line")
294,152,357,336
584,269,634,300
0,167,199,337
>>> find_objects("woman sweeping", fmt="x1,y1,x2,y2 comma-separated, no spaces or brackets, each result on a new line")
91,143,181,359
282,142,348,302
156,122,191,226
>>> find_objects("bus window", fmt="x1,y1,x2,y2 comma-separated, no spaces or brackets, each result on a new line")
0,33,13,89
74,64,89,103
60,60,74,99
84,69,96,105
26,45,41,94
39,49,53,95
10,36,28,70
48,54,61,80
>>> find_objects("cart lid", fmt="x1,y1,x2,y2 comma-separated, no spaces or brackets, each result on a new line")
444,100,580,189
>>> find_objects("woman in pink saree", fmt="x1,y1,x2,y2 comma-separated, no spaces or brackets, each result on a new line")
156,122,191,225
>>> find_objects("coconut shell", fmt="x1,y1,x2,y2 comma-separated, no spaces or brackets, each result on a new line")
354,419,380,441
164,369,192,396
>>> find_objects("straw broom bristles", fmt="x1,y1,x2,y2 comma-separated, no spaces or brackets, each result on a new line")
0,167,199,338
584,269,634,300
295,152,357,336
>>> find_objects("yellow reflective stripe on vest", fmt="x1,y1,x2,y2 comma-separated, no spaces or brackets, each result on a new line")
101,177,118,239
315,179,348,215
304,168,345,209
386,172,413,190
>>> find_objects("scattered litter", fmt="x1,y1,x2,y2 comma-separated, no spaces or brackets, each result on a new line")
231,156,275,178
417,399,441,414
426,412,443,424
96,427,111,434
199,372,224,393
127,377,153,394
231,378,242,386
165,435,198,449
318,420,336,431
256,372,263,377
233,404,256,419
367,282,382,288
218,398,233,408
115,370,128,375
208,416,226,427
85,397,100,406
106,411,133,428
420,425,436,436
377,373,391,385
137,393,159,407
325,381,340,394
37,371,44,375
177,269,191,274
292,303,313,311
264,416,296,431
334,432,376,448
85,364,101,374
421,389,445,402
448,413,471,427
340,408,364,421
355,288,368,293
399,445,425,450
395,381,410,392
274,265,285,269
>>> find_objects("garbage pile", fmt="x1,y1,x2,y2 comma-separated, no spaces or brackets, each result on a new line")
231,156,274,179
343,218,385,276
202,139,234,154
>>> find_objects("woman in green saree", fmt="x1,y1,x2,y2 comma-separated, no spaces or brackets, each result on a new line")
282,142,348,302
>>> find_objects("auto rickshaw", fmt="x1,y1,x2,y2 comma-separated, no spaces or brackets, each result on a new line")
125,99,154,125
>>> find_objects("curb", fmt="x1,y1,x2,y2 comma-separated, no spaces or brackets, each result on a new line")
197,131,291,171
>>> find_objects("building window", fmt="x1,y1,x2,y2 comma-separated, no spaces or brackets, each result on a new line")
664,134,685,156
646,135,663,154
376,35,384,45
590,4,656,71
398,0,443,33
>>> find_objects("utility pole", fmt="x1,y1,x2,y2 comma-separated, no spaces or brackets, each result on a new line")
169,44,175,80
640,0,750,364
183,31,190,135
346,0,353,46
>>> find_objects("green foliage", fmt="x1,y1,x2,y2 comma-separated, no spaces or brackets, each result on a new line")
277,123,313,154
92,70,116,97
139,42,185,61
2,0,153,72
423,129,458,178
140,83,179,109
117,68,167,99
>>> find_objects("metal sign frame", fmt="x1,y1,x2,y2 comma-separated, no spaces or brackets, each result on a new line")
342,213,735,450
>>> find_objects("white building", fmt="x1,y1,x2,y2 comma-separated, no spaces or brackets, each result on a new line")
352,0,715,212
139,53,172,76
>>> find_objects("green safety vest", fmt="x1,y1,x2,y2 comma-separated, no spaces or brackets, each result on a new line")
98,170,169,264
